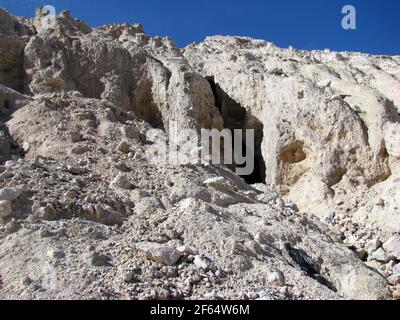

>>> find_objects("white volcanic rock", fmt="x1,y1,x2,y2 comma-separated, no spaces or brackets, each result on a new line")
184,36,400,232
393,264,400,277
383,235,400,259
0,8,397,300
268,271,286,287
370,248,395,263
384,123,400,158
137,242,181,266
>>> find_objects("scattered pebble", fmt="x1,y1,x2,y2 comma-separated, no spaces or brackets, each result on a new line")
137,242,181,266
370,248,395,263
110,173,131,189
267,270,286,287
383,235,400,259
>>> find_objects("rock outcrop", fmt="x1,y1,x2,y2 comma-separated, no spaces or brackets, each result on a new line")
184,36,400,225
0,8,399,300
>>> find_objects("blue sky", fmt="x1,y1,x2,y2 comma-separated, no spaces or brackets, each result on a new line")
1,0,399,54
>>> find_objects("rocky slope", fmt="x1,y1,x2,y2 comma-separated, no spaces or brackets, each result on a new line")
0,8,399,300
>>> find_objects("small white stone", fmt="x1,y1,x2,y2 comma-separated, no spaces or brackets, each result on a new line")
370,248,395,263
137,242,181,266
323,211,336,223
224,239,243,254
203,177,227,190
365,239,382,254
4,160,17,168
110,173,131,189
393,264,400,277
177,245,196,255
383,235,400,259
193,255,210,271
215,269,223,278
268,270,286,286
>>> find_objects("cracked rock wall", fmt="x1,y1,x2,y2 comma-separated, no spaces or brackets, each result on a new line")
184,36,400,234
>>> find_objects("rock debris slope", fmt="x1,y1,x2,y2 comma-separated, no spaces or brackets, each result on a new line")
0,8,399,300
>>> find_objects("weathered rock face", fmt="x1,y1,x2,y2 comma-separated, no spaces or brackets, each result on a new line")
0,35,26,92
0,9,33,92
183,36,400,232
0,8,398,300
22,11,223,135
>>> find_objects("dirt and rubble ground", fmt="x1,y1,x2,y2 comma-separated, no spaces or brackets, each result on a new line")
0,8,399,300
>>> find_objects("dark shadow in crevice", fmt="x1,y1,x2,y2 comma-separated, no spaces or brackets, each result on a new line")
3,100,9,111
132,79,165,131
206,76,266,184
0,122,25,164
283,243,337,292
0,98,17,123
0,101,10,124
